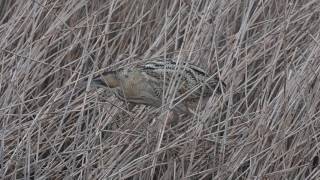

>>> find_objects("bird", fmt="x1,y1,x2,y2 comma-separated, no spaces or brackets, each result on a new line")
88,58,226,113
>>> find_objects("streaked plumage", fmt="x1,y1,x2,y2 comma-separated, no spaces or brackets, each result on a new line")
90,58,226,113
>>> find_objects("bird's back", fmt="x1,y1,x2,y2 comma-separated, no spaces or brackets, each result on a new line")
138,58,224,101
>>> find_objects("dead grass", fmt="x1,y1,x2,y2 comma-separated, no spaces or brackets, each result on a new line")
1,0,320,179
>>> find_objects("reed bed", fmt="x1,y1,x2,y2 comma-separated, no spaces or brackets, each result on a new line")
1,0,320,179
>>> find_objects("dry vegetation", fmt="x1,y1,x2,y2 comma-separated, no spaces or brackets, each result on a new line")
1,0,320,179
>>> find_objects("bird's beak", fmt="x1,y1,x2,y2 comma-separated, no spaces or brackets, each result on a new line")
91,76,108,87
85,71,118,88
84,75,107,88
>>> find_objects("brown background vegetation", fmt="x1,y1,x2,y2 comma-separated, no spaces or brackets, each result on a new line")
1,0,320,179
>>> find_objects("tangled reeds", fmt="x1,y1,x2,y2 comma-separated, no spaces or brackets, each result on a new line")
1,0,320,179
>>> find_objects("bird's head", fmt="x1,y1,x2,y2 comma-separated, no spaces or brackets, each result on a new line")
90,71,120,88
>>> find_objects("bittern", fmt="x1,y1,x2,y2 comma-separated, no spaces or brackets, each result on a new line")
88,58,226,114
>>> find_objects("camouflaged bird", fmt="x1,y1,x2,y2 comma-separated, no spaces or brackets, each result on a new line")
90,58,226,113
